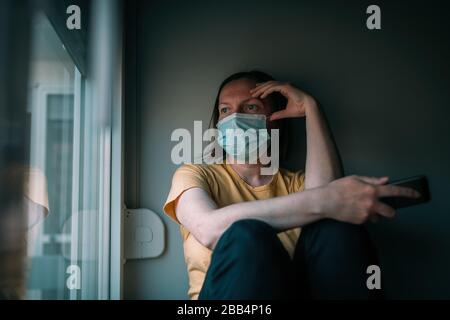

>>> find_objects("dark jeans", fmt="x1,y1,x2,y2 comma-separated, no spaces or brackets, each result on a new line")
198,218,383,300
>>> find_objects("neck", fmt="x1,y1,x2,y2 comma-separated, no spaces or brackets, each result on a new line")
226,156,273,187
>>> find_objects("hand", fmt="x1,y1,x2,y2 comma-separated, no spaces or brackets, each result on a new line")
319,175,421,224
249,81,317,121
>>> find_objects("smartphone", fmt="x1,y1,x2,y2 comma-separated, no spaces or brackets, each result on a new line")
379,175,431,209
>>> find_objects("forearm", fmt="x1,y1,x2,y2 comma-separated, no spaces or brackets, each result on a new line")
204,188,326,249
304,101,343,189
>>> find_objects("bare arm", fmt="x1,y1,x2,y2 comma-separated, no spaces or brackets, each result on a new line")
176,176,420,250
176,186,324,250
304,101,343,189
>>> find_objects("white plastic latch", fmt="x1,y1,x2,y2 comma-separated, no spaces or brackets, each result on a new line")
124,208,165,259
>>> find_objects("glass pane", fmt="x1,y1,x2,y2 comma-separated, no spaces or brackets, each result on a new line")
25,11,102,300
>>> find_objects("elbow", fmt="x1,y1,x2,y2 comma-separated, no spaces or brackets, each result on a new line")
178,209,221,250
305,170,343,189
196,217,221,250
198,233,218,251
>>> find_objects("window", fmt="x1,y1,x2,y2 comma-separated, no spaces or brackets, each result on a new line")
0,0,122,300
25,10,111,300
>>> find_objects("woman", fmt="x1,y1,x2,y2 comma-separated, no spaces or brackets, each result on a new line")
163,70,419,300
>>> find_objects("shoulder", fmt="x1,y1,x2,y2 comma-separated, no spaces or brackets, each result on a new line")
174,163,225,177
174,163,206,175
172,163,228,183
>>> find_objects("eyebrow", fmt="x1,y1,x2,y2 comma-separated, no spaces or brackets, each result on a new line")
218,97,262,106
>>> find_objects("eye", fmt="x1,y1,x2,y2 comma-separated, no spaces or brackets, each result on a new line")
219,106,230,114
245,104,259,112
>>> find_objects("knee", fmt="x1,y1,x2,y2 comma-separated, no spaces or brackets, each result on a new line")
225,219,275,241
309,219,372,246
216,219,277,253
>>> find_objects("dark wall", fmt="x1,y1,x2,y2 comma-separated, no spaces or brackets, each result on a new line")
125,0,450,299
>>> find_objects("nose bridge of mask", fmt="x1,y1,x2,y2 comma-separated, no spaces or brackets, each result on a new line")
217,112,267,130
217,112,270,159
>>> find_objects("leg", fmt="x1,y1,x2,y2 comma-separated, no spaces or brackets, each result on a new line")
199,219,294,300
293,219,383,300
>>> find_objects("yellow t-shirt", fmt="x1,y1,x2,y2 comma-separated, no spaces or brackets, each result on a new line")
163,163,305,300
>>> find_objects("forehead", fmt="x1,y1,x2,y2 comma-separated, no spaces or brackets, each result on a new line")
219,79,256,102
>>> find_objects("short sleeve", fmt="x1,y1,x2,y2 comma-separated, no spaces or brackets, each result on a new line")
293,170,306,192
163,164,211,224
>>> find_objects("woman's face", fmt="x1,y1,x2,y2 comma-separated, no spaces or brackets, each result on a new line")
217,79,274,122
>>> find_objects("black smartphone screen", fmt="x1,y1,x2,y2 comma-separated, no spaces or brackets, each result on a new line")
379,175,431,209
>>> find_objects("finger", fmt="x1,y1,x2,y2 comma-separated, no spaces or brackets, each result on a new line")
269,110,290,121
250,82,278,97
250,81,275,92
356,176,389,185
251,83,277,97
261,85,289,99
254,82,267,87
260,85,286,99
372,201,396,219
377,185,421,198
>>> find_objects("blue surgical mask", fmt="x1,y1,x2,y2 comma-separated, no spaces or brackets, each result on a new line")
217,113,270,162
